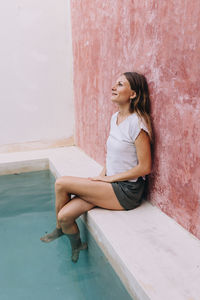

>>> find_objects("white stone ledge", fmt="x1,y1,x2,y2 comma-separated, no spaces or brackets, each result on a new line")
0,146,199,300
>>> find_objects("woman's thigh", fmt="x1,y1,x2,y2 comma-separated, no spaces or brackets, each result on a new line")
58,196,96,221
55,176,125,210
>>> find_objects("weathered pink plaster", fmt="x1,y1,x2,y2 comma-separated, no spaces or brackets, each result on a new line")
70,1,200,238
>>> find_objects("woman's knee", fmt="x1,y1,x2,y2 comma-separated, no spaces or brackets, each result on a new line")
55,176,70,190
57,209,74,225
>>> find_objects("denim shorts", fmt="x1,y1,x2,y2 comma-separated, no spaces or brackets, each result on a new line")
111,176,146,210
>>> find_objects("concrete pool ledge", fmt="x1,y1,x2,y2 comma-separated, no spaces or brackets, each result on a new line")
0,146,200,300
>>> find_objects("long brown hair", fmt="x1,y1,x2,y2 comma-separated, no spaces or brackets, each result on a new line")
122,71,153,144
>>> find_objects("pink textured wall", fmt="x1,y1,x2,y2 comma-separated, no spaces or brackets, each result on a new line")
70,1,200,238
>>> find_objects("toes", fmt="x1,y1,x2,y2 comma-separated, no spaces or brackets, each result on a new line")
71,249,80,262
40,238,47,242
40,236,51,242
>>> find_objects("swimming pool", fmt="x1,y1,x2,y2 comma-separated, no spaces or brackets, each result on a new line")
0,169,134,300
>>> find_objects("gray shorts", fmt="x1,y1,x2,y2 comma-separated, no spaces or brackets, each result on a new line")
111,176,146,210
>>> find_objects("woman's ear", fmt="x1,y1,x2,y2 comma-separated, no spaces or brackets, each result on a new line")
130,90,136,99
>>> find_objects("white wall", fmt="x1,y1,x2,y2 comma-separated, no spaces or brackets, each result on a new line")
0,0,74,145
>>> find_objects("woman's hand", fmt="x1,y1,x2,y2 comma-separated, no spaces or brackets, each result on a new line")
87,175,114,183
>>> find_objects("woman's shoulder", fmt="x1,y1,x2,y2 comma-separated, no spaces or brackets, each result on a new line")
129,112,149,133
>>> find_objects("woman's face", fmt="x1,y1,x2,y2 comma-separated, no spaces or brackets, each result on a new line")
111,74,136,104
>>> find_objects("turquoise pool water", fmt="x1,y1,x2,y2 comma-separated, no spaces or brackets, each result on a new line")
0,170,133,300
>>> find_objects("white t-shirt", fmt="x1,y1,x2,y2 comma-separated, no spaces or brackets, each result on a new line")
106,111,149,182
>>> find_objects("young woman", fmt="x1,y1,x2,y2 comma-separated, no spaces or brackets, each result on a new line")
40,71,153,263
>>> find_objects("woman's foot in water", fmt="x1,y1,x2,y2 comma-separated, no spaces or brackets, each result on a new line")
40,227,64,242
71,242,88,263
65,231,88,263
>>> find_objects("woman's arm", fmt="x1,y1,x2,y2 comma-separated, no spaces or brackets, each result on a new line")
110,129,152,182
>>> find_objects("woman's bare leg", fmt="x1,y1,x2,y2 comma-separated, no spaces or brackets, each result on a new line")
55,175,125,210
57,196,96,262
55,175,125,258
40,174,124,242
40,180,74,242
57,195,96,234
55,189,71,229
